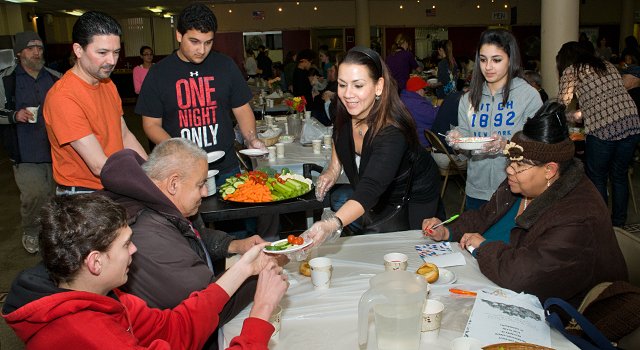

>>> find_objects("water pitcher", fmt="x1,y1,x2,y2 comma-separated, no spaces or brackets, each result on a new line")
358,271,427,350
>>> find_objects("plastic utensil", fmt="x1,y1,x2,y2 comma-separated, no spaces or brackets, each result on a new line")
431,214,459,230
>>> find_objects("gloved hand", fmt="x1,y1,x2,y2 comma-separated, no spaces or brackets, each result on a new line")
445,127,463,150
315,166,341,202
287,209,342,261
247,138,267,151
474,132,507,155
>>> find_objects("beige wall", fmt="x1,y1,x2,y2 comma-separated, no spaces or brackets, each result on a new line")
0,3,29,36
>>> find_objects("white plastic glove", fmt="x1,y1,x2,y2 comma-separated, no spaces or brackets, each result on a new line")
287,209,342,261
445,127,463,150
474,132,507,155
315,166,341,202
247,137,267,151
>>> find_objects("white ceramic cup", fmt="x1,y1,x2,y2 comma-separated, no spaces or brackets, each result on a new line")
269,304,282,342
275,142,285,158
267,146,276,161
26,106,39,123
383,253,408,271
309,257,332,290
323,134,332,147
312,139,322,154
421,299,445,342
450,336,482,350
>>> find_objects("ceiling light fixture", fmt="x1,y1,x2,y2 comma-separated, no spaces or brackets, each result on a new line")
5,0,37,3
400,5,404,9
278,7,283,12
228,9,232,13
62,10,84,16
313,6,318,10
148,7,163,13
163,13,173,18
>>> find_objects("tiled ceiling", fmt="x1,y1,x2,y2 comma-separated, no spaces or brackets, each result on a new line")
4,0,319,18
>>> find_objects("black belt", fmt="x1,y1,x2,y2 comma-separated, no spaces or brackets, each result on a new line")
56,184,97,192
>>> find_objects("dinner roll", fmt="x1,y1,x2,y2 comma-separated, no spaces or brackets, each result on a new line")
416,262,439,283
299,261,311,277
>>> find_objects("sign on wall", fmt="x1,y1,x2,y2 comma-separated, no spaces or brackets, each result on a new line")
492,11,507,21
252,11,265,20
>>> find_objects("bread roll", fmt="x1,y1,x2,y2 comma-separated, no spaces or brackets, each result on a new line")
416,262,439,283
299,261,311,277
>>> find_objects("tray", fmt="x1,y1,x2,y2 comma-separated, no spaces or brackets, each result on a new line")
219,185,314,204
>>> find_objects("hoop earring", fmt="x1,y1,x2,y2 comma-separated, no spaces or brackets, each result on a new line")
375,95,380,101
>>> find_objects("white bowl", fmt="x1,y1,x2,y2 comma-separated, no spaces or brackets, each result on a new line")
450,337,482,350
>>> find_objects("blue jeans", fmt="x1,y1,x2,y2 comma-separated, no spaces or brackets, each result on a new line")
329,184,363,232
465,195,488,211
585,134,640,226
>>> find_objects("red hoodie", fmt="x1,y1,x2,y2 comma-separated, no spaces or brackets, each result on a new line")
2,264,273,349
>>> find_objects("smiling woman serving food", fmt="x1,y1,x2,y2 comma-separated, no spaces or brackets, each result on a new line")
423,101,628,307
302,46,442,245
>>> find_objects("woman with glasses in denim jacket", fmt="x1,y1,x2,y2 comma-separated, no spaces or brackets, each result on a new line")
423,101,628,307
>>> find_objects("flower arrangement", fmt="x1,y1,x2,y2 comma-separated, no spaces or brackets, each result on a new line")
285,96,307,113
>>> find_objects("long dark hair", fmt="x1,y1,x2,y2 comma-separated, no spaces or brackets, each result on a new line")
468,29,523,112
334,47,419,147
556,41,606,78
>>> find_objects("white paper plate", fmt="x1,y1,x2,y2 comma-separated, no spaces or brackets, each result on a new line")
454,137,493,151
207,151,225,163
263,238,314,254
207,169,219,177
239,149,269,157
432,268,457,285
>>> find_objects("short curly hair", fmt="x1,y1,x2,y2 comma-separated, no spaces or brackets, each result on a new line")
39,194,127,285
177,3,217,35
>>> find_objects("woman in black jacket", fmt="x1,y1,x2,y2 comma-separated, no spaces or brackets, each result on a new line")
304,46,442,245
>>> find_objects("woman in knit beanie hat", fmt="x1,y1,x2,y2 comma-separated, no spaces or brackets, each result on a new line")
423,101,628,307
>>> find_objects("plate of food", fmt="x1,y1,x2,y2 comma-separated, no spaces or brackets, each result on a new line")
453,137,494,151
278,135,295,143
263,236,313,254
239,149,269,157
219,169,314,203
432,268,457,285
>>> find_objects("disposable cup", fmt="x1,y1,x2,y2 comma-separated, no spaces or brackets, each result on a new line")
323,134,332,147
205,170,218,197
268,146,276,161
450,336,482,350
383,253,408,271
269,304,282,341
309,257,332,290
275,143,285,158
26,106,39,123
422,299,445,342
312,139,322,154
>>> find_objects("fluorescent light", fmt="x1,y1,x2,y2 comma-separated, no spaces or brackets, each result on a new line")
148,7,163,13
163,13,173,18
5,0,38,3
62,10,84,16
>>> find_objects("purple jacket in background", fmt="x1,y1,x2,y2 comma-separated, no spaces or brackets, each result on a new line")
386,49,418,91
400,89,439,147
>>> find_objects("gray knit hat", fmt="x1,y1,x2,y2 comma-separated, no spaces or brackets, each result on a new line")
14,31,43,54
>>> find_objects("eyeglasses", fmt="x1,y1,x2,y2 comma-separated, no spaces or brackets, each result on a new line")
506,162,535,175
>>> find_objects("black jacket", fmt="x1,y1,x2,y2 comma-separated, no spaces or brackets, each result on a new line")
100,149,234,308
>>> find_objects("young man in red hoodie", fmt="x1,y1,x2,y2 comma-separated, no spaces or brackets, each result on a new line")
2,194,288,349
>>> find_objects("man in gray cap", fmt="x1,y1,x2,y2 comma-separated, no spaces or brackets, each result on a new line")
0,31,61,253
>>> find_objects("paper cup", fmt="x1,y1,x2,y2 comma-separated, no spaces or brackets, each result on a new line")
312,139,322,154
450,337,482,350
275,142,285,158
383,253,408,271
205,170,218,197
323,134,332,147
267,146,276,161
265,115,274,127
309,257,332,290
269,305,282,341
26,106,39,123
421,299,444,343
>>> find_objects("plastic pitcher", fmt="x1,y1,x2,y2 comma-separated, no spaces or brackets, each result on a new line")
358,271,427,350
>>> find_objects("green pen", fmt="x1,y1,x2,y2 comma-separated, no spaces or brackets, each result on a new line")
430,214,460,230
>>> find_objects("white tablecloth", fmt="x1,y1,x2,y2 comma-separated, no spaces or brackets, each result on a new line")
221,230,578,349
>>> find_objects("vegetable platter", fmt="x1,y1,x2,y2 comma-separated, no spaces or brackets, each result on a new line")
219,168,313,203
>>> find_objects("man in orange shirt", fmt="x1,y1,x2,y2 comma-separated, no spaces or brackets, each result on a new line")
44,11,146,194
